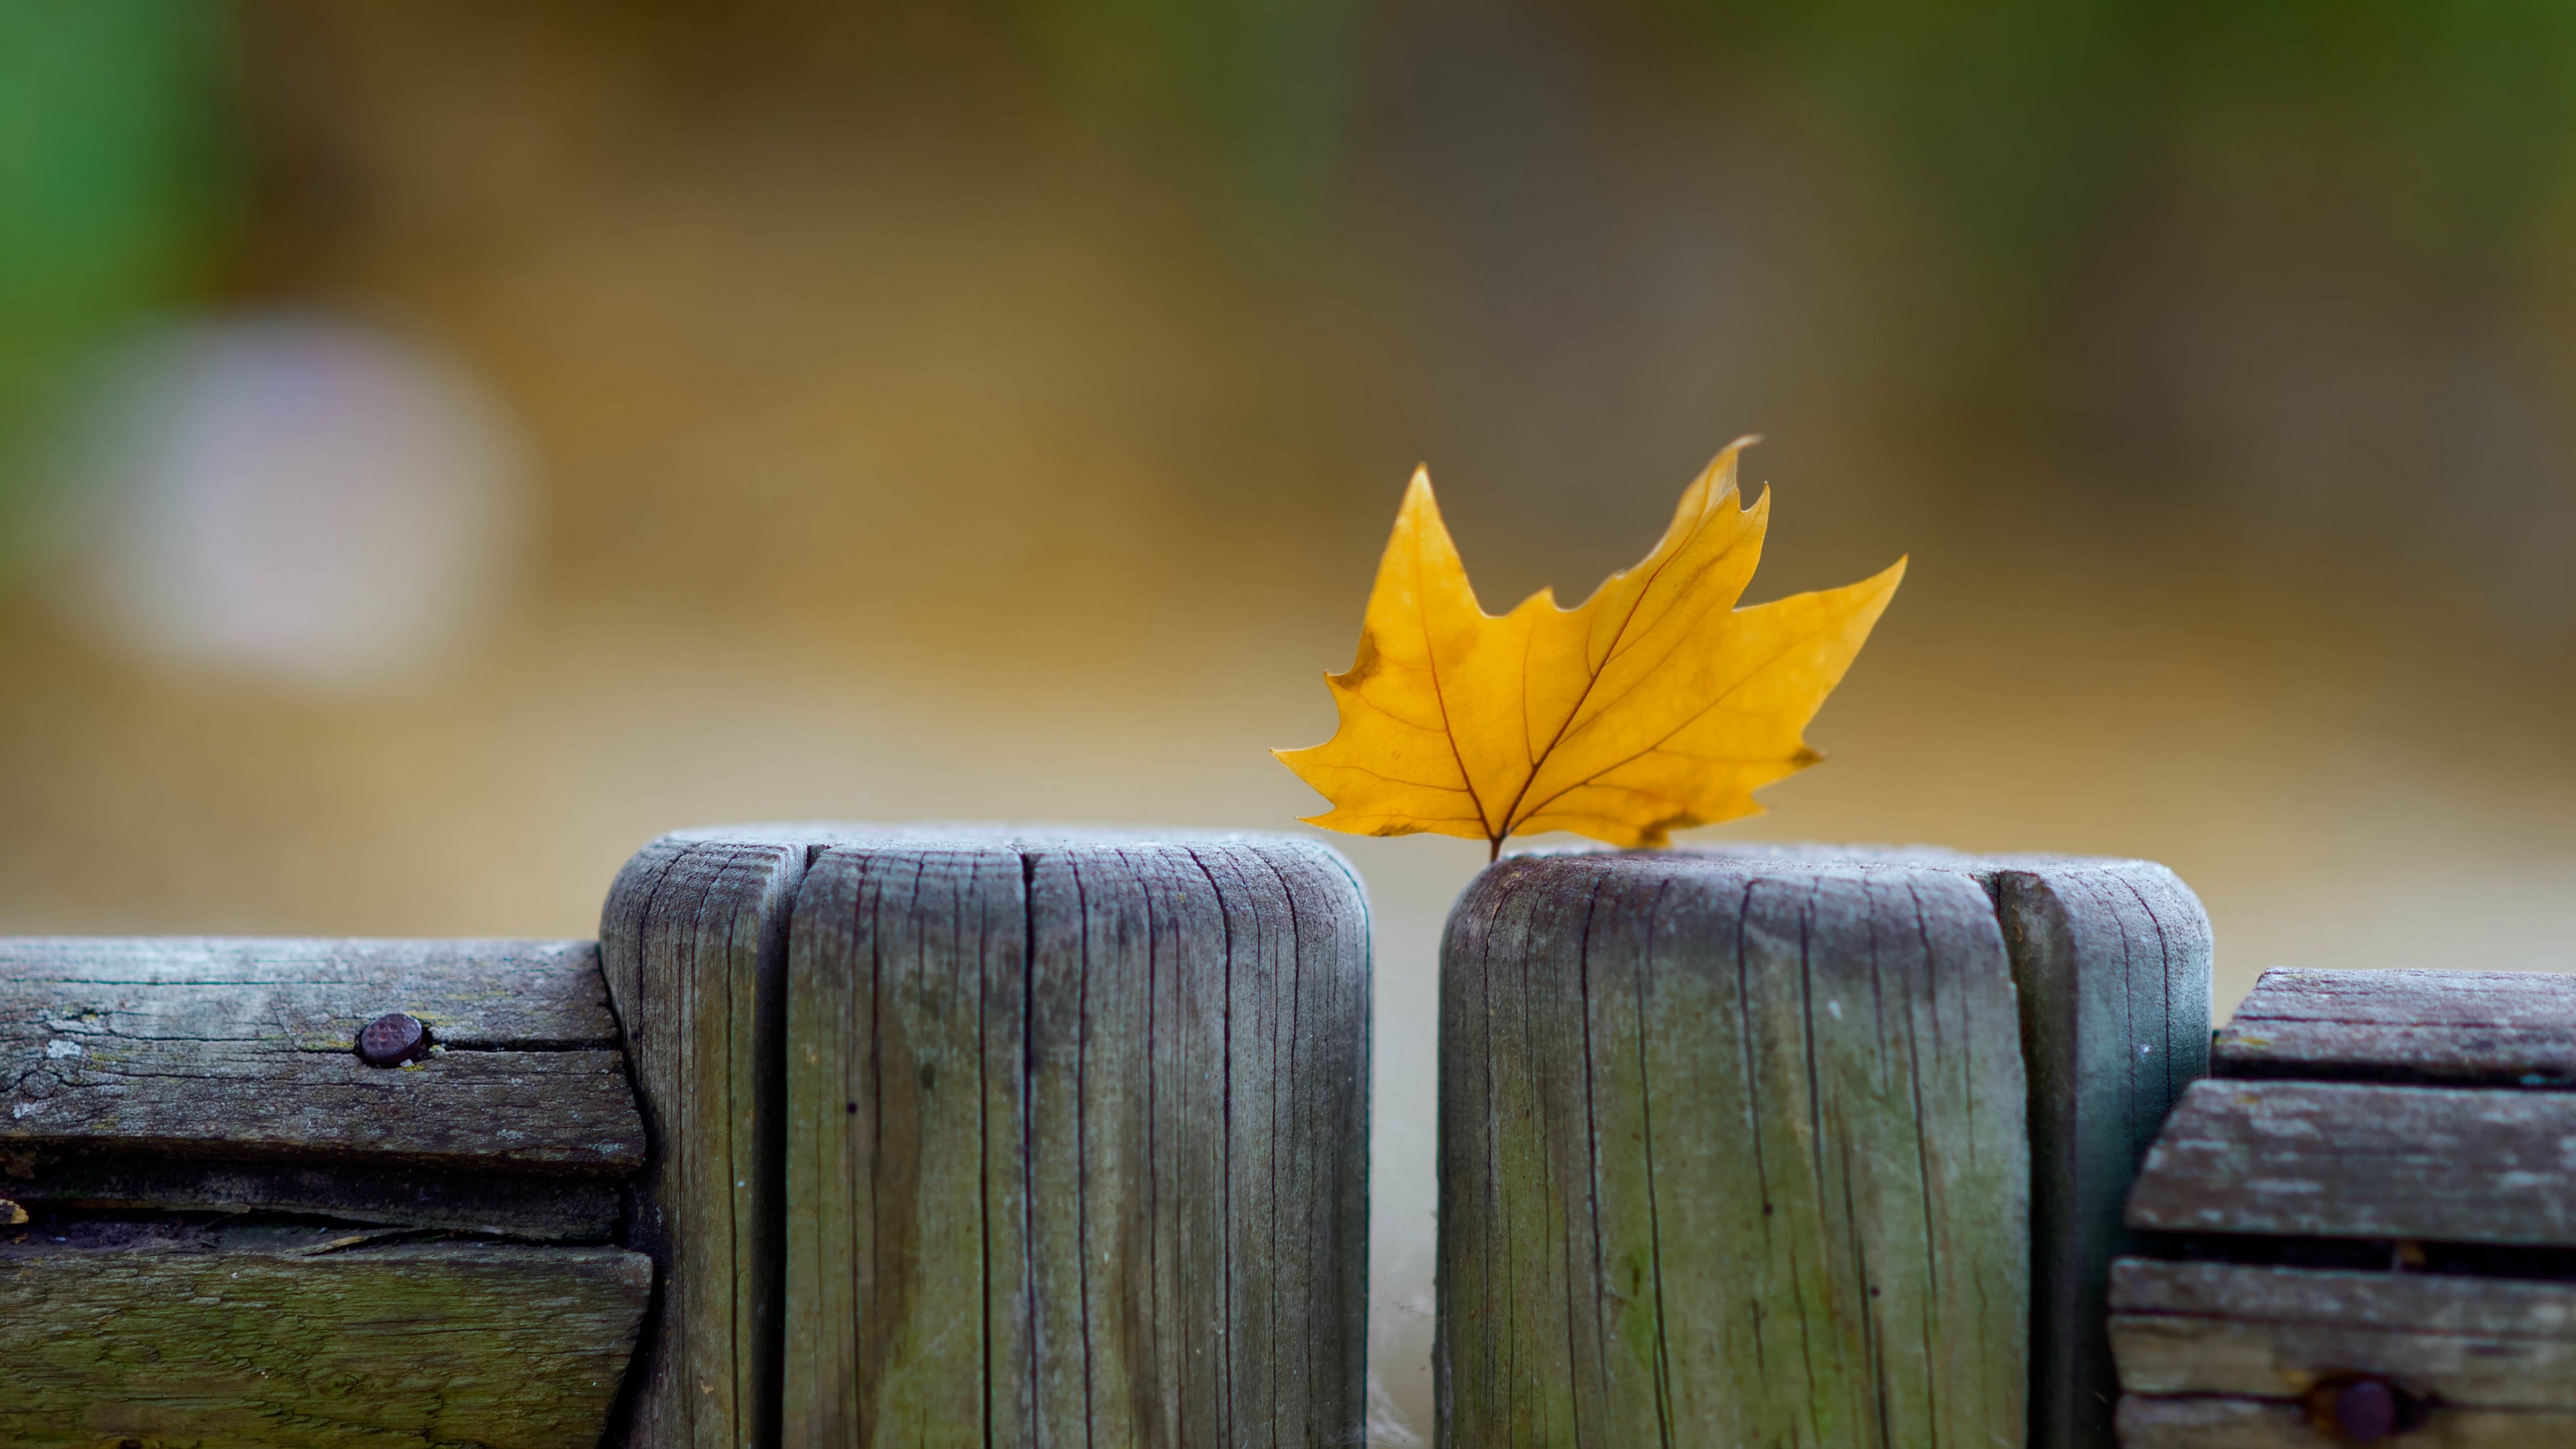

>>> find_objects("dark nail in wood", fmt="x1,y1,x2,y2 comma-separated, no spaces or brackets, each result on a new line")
0,936,659,1446
2117,966,2576,1439
0,937,644,1173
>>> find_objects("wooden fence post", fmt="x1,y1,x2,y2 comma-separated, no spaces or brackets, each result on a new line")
604,826,1374,1449
602,830,811,1449
1990,857,2210,1449
780,831,1371,1448
1436,845,2210,1449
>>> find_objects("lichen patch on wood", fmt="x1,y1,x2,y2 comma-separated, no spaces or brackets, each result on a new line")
0,1234,652,1449
1439,851,2031,1448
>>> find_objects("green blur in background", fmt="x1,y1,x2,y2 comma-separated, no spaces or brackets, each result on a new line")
0,1,235,553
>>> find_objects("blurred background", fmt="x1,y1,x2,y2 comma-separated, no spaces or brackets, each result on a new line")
6,1,2575,1436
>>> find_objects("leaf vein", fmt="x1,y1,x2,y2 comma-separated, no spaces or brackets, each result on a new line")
1507,601,1860,833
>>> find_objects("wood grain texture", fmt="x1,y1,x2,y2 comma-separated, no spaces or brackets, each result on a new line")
1438,851,2028,1449
602,831,810,1449
1984,858,2211,1449
0,937,642,1173
2113,1395,2575,1448
2109,1258,2576,1407
0,1228,651,1449
782,832,1372,1449
1685,844,2214,1449
2215,967,2576,1085
2127,1078,2576,1246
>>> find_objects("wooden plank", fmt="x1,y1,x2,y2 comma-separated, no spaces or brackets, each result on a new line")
2127,1079,2576,1246
1986,857,2212,1449
602,830,810,1449
1272,837,1374,1442
794,845,1027,1446
0,1229,651,1449
1435,844,1591,1448
780,831,1371,1449
1890,866,2037,1436
1684,845,2213,1449
1074,841,1163,1449
6,1155,620,1240
2216,967,2576,1085
1438,852,2029,1448
2109,1258,2576,1407
1201,841,1282,1444
1024,847,1089,1449
2114,1395,2576,1448
0,937,642,1173
1150,844,1228,1449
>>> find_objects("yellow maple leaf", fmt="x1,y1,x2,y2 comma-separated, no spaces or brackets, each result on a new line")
1275,439,1904,857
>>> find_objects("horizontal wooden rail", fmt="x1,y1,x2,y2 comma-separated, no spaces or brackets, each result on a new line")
2117,965,2576,1443
0,937,655,1448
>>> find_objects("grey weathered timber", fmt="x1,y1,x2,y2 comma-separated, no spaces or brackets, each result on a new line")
2113,1395,2575,1448
1439,851,2029,1448
0,936,658,1445
1982,857,2210,1449
2109,1258,2576,1407
0,937,643,1173
1683,843,2213,1449
602,830,811,1449
2128,1077,2576,1245
2216,967,2576,1085
782,831,1372,1449
2118,971,2576,1439
0,1226,651,1449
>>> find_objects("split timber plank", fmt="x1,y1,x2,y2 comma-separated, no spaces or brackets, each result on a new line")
2215,967,2576,1085
1986,856,2211,1449
0,938,642,1173
7,1155,621,1240
780,831,1372,1449
1437,851,2029,1449
1684,843,2214,1449
2113,1394,2576,1448
602,830,811,1449
0,1232,651,1449
2109,1258,2576,1407
2127,1079,2576,1246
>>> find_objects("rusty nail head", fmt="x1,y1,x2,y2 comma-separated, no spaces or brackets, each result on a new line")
2333,1378,2398,1442
357,1012,429,1067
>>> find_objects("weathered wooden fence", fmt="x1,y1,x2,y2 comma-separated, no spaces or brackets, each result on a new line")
2115,967,2576,1445
1,938,654,1446
1438,846,2212,1449
6,830,2249,1449
0,826,1373,1449
771,832,1371,1446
